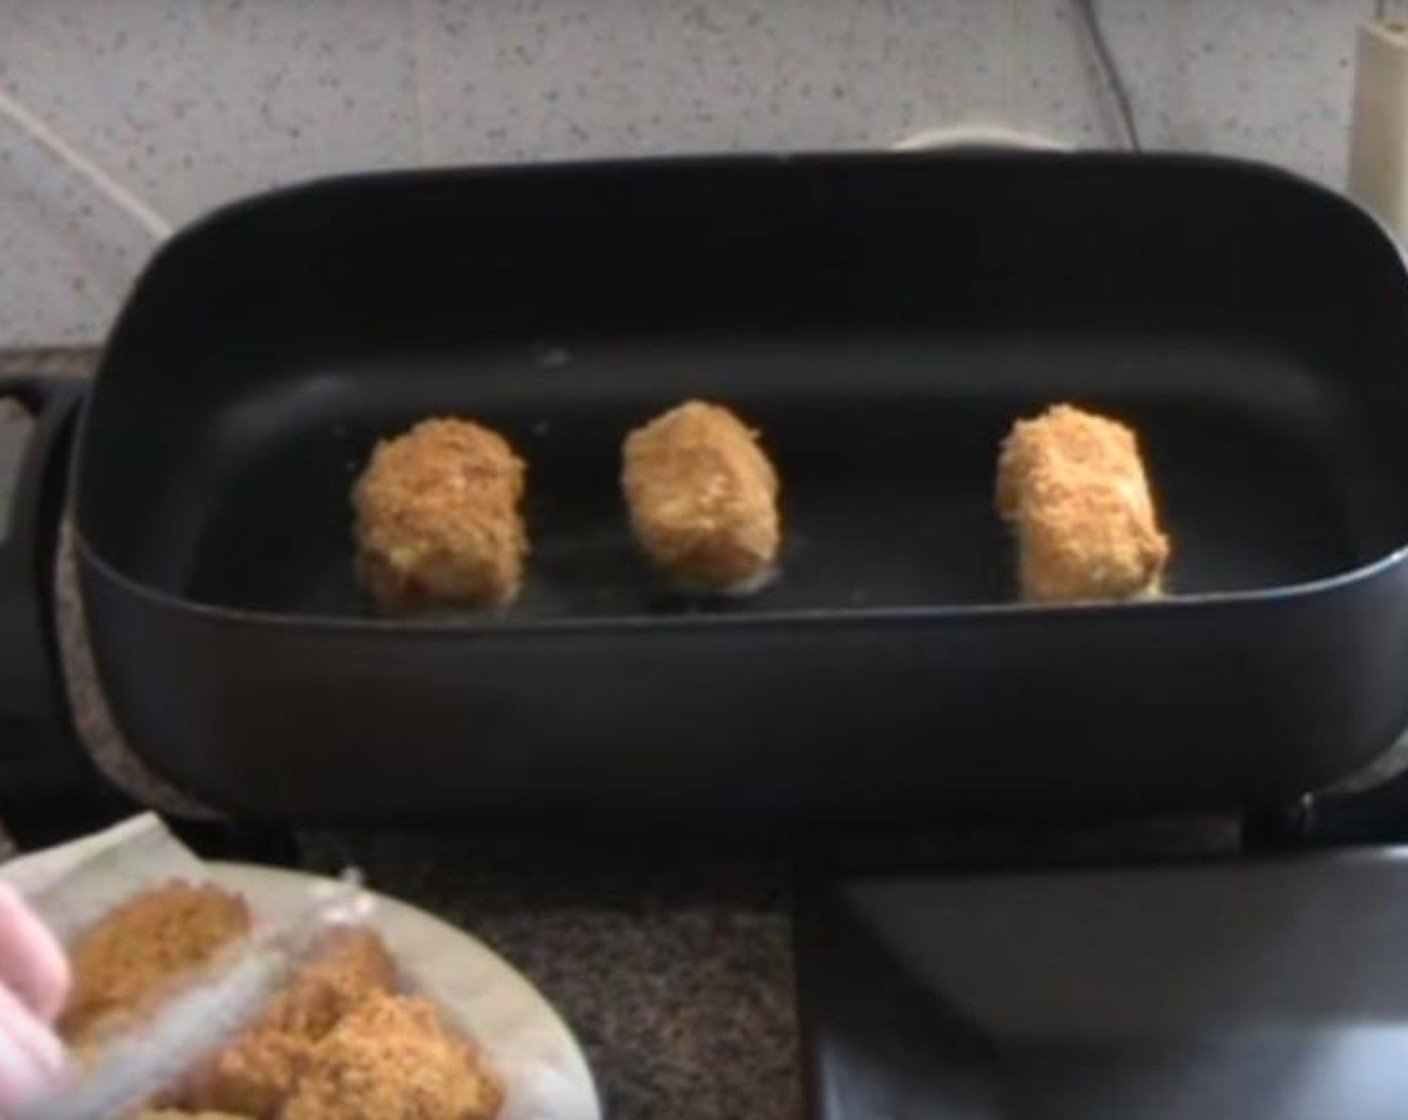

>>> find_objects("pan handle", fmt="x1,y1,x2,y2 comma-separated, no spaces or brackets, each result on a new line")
0,373,110,840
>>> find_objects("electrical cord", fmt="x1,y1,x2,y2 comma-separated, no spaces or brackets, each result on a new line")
0,9,1143,236
1072,0,1142,151
0,84,172,242
892,123,1071,151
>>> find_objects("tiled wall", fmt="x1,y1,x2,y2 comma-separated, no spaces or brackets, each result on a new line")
0,0,1366,345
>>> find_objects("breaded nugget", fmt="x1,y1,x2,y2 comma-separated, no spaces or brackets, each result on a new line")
353,417,528,612
176,1029,308,1120
254,927,397,1040
172,928,397,1118
996,403,1170,603
60,883,251,1044
622,400,781,593
132,1111,251,1119
281,993,502,1120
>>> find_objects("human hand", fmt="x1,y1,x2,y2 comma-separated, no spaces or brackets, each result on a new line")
0,883,68,1115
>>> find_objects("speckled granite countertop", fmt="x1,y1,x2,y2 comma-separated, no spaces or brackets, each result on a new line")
299,831,799,1120
0,347,1251,1120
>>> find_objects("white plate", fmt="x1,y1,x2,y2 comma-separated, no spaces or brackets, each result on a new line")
209,861,600,1120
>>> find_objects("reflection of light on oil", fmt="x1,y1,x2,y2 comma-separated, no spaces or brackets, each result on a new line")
671,565,779,599
532,420,552,437
533,343,571,369
721,565,779,597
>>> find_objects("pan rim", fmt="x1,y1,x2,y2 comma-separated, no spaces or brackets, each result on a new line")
128,146,1385,252
73,524,1408,636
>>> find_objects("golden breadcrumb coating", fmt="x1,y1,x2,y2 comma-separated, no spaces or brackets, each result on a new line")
177,1029,308,1120
68,890,499,1120
996,403,1170,603
622,400,781,592
353,417,528,612
281,994,502,1120
60,882,251,1044
171,928,397,1119
253,928,398,1040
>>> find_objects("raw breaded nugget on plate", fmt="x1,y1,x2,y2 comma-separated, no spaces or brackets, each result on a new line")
996,403,1170,604
59,882,251,1045
280,992,502,1120
170,927,397,1117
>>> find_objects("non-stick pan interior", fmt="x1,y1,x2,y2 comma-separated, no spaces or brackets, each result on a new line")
77,154,1408,622
116,334,1394,620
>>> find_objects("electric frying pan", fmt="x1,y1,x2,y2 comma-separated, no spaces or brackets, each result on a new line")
3,151,1407,826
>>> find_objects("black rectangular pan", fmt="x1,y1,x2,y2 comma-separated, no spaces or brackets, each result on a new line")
7,151,1408,825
